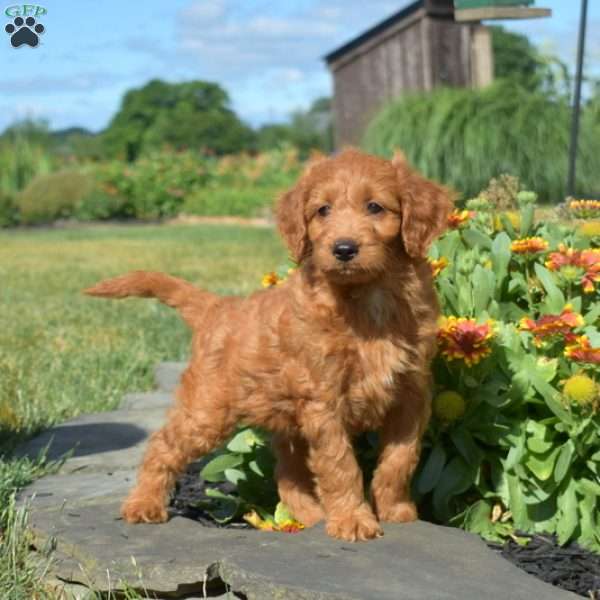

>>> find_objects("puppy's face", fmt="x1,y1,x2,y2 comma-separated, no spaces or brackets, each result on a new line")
304,163,402,284
277,149,453,285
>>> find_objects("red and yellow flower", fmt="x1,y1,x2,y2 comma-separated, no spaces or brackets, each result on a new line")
545,244,600,293
244,510,304,534
447,210,475,229
518,305,584,347
511,237,549,255
437,316,495,366
568,199,600,218
429,257,449,278
564,335,600,365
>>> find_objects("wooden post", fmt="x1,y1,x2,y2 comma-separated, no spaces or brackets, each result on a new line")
566,0,589,198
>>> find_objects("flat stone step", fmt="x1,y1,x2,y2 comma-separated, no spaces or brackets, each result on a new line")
24,498,576,600
154,361,186,393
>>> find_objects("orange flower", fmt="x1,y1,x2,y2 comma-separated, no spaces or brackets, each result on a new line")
568,199,600,218
448,210,475,229
546,244,600,293
564,335,600,364
243,510,304,534
511,237,549,255
579,249,600,293
261,271,281,288
519,305,584,346
437,317,495,366
429,257,449,277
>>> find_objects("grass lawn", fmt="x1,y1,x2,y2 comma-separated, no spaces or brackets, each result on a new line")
0,222,287,598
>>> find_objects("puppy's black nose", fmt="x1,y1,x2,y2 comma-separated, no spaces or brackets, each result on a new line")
333,239,359,262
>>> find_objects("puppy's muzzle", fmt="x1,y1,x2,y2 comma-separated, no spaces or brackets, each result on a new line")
332,239,359,262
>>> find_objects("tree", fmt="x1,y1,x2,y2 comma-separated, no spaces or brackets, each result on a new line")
491,27,571,97
257,97,333,155
102,80,254,160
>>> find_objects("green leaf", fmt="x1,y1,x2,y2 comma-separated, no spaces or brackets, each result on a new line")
579,478,600,496
438,278,459,314
224,468,247,486
584,302,600,326
534,263,565,313
417,443,447,494
450,427,484,467
553,441,574,485
556,480,578,545
504,429,526,470
248,459,264,477
204,487,241,523
525,447,560,481
473,265,495,314
491,232,511,286
506,472,528,529
432,456,476,520
519,204,534,237
200,453,244,483
226,428,264,453
274,502,294,525
462,228,492,250
527,437,554,454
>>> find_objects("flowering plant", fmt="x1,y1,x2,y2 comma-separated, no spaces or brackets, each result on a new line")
422,191,600,551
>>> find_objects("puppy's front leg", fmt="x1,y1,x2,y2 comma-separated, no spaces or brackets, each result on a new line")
301,408,383,542
371,381,431,523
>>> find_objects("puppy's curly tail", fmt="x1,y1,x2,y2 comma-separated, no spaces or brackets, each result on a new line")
84,271,216,327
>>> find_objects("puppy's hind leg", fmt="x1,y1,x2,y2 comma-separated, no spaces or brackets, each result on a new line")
273,434,324,527
121,397,235,524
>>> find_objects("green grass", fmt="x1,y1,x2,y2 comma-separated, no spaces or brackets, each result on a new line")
0,222,287,598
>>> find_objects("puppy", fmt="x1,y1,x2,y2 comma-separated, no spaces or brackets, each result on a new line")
85,148,453,542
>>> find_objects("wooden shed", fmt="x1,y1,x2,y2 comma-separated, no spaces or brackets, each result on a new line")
324,0,493,146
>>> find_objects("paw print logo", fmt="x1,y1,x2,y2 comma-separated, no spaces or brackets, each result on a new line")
5,16,45,48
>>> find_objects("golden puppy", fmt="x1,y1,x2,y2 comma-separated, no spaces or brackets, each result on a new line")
85,148,453,542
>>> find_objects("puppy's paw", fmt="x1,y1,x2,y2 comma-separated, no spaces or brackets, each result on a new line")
326,504,383,542
290,503,325,528
376,500,418,523
121,495,168,524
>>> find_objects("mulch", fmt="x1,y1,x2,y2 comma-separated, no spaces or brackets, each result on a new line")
170,464,599,598
487,534,600,599
169,461,250,529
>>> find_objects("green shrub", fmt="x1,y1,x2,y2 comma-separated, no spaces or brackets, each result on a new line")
16,170,95,225
0,192,18,227
363,81,600,202
0,139,53,196
182,186,280,217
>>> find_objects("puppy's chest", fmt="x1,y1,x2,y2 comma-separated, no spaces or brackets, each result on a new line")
343,337,412,428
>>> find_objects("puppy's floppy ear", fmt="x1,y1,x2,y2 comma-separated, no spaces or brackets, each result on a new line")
276,184,309,263
276,154,327,263
392,151,454,259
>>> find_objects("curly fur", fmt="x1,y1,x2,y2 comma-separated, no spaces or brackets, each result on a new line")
85,148,453,542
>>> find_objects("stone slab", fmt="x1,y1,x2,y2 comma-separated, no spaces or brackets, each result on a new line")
15,407,167,474
154,361,185,393
18,470,137,511
25,499,576,600
121,392,173,411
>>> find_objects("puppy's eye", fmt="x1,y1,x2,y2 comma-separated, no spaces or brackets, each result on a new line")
317,205,331,217
367,201,384,215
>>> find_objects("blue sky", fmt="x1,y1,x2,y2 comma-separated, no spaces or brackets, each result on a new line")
0,0,598,133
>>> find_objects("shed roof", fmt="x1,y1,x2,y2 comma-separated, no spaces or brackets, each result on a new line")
324,0,454,64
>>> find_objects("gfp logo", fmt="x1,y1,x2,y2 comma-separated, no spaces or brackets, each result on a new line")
4,4,46,47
